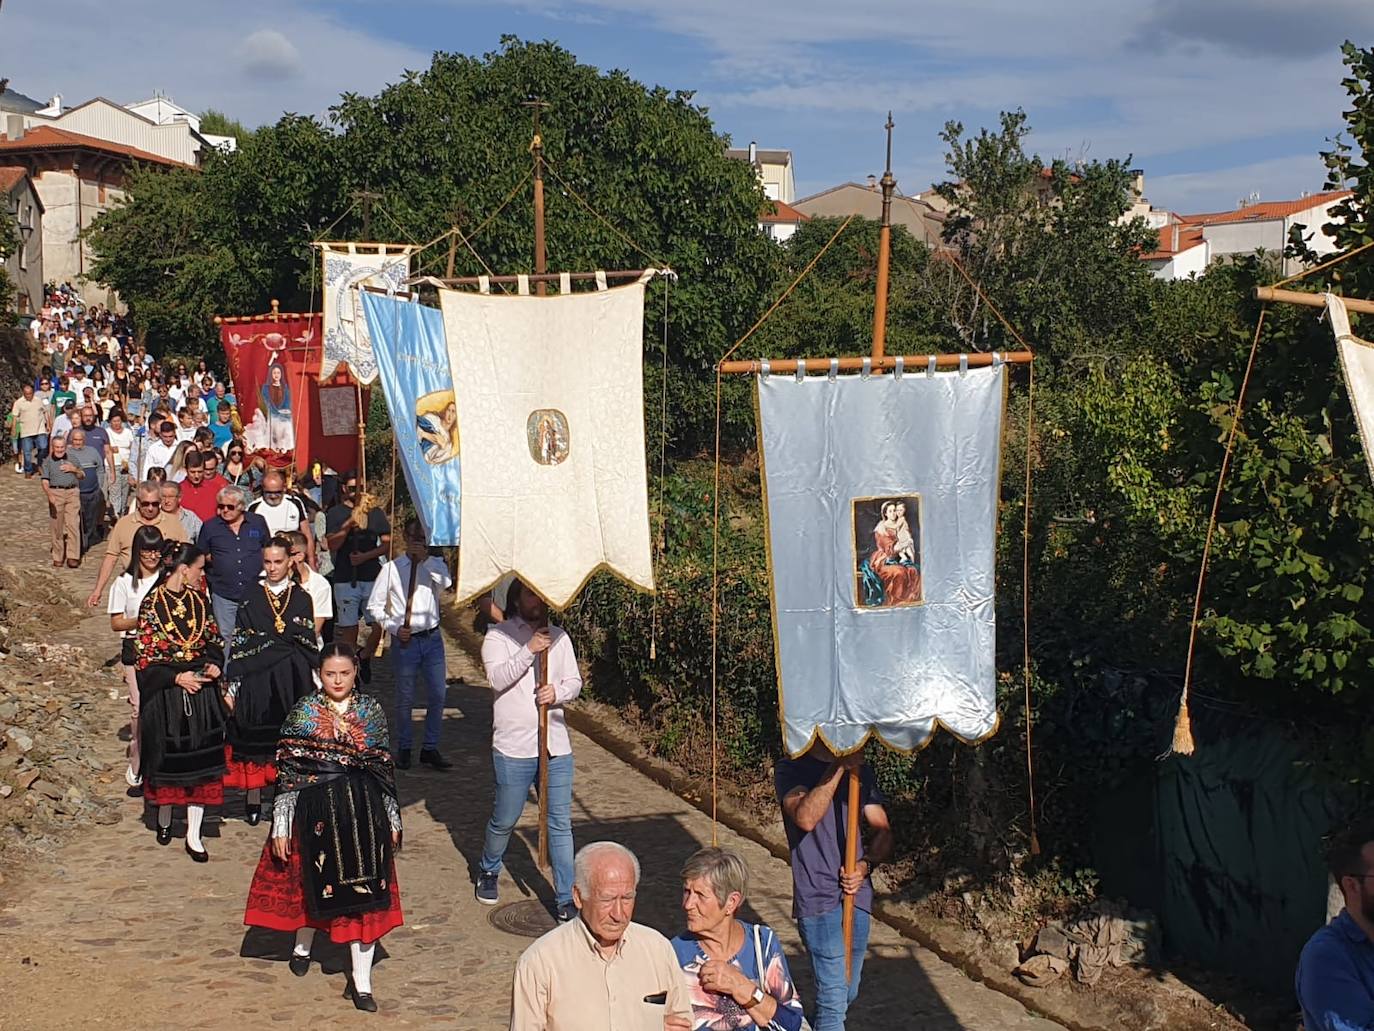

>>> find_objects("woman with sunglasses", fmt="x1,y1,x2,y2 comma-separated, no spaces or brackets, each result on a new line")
243,643,403,1012
223,441,260,493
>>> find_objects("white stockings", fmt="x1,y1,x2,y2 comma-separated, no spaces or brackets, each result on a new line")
350,941,375,994
293,927,315,958
185,804,205,851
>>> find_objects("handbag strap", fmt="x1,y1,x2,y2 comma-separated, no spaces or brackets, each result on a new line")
752,921,766,992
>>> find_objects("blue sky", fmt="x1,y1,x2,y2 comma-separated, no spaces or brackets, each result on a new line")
5,0,1372,213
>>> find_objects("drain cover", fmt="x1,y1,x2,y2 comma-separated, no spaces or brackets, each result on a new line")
488,899,556,938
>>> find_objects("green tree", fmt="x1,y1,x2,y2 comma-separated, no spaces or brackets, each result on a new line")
198,109,253,144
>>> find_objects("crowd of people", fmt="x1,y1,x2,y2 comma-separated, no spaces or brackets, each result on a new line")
9,305,895,1029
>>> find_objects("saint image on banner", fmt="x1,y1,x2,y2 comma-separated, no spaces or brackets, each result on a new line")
254,360,295,451
854,495,922,608
526,409,569,466
416,390,459,466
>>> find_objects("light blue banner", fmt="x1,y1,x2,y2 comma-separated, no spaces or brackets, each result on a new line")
757,364,1006,757
360,291,461,545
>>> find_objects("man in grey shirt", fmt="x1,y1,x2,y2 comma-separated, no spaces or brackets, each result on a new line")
40,434,84,567
66,428,105,555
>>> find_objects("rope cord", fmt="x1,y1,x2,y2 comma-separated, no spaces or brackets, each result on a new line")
1176,235,1374,753
1022,358,1039,855
650,277,670,662
938,250,1032,350
311,198,360,244
542,158,672,270
717,214,860,368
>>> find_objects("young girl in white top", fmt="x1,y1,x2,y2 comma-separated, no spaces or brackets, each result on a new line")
107,525,166,788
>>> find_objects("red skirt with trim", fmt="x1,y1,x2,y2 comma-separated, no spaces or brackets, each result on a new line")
145,779,224,807
222,744,277,790
243,838,403,945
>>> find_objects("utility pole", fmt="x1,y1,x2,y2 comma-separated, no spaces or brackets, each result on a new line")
352,189,382,241
522,99,551,297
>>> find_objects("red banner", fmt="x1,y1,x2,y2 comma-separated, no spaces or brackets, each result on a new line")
218,313,367,475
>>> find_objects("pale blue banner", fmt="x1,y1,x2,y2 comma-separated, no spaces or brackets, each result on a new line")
360,291,461,545
757,363,1006,756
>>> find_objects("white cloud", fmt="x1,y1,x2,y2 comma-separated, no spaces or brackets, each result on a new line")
2,0,429,127
1145,153,1335,214
241,29,304,82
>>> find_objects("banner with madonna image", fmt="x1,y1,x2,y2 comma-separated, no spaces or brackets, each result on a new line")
318,242,414,383
756,361,1006,757
360,290,462,546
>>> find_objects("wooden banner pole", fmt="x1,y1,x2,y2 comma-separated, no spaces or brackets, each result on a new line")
842,768,861,983
1254,286,1374,314
718,351,1031,376
535,647,550,871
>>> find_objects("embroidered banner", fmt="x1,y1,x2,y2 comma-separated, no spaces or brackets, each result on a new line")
438,275,656,607
319,243,413,383
1325,293,1374,485
756,363,1006,756
360,291,462,546
218,313,365,475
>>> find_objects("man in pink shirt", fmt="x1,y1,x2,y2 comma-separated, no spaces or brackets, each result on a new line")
178,450,227,524
477,579,582,921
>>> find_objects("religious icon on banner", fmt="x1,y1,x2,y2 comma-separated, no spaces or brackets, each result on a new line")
853,495,923,608
526,409,570,466
416,390,460,466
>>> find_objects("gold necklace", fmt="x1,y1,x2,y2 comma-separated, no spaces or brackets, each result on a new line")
153,585,208,661
264,581,292,634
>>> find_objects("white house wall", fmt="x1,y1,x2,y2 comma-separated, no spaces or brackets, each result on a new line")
29,167,124,306
24,101,199,165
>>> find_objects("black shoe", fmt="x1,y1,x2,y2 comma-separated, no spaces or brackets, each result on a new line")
288,953,310,977
245,803,262,827
156,825,173,846
396,750,412,770
185,841,209,863
419,748,452,770
554,902,576,923
359,657,373,684
345,981,378,1013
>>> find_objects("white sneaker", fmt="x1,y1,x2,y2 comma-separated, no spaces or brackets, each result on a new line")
125,763,143,788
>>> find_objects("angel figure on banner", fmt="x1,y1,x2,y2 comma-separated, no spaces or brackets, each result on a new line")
415,390,459,466
855,497,922,609
244,359,295,452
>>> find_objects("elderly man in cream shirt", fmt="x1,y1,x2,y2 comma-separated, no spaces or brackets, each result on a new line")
511,842,691,1031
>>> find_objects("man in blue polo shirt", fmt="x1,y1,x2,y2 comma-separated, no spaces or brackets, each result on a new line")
196,483,270,654
1297,824,1374,1030
776,742,893,1031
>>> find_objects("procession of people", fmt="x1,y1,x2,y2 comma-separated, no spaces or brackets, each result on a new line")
9,298,887,1028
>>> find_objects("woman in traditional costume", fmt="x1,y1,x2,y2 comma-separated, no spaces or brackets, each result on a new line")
223,536,319,825
244,644,403,1013
134,541,226,861
864,500,921,607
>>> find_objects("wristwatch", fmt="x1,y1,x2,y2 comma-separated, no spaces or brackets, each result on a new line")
745,987,766,1009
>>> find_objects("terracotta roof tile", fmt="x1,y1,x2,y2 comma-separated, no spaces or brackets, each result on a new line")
0,165,29,192
0,125,191,168
760,199,809,224
1141,224,1206,261
1180,190,1353,226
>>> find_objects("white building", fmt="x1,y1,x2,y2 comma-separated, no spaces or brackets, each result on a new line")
1144,190,1353,280
725,142,795,203
126,93,237,153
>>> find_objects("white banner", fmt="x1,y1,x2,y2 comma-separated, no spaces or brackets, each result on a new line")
440,274,656,608
319,243,413,383
757,363,1006,756
1326,293,1374,485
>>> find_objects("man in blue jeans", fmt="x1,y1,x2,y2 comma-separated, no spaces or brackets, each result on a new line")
196,485,270,656
365,518,452,770
477,579,583,921
777,741,893,1031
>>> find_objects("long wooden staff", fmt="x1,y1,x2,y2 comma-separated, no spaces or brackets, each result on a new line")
401,554,420,635
535,621,550,871
842,768,861,982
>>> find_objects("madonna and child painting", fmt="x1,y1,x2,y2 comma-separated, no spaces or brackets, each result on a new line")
853,495,922,609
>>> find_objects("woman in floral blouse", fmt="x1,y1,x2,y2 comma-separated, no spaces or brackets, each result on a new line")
671,847,806,1030
134,541,226,861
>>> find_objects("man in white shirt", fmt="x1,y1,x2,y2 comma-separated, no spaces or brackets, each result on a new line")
249,471,316,564
365,518,453,771
283,529,331,643
477,577,583,920
141,419,179,479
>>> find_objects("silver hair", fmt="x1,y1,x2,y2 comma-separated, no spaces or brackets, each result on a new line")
135,480,160,498
216,484,247,506
68,428,86,441
574,841,641,896
680,847,750,907
161,480,182,497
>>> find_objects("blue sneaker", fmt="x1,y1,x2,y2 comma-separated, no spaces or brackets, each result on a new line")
476,872,499,905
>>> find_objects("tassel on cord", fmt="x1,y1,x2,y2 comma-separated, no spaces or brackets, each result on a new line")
1171,696,1195,756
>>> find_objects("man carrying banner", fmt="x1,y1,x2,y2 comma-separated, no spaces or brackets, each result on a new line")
323,472,390,678
776,742,892,1031
365,518,453,771
477,580,582,921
